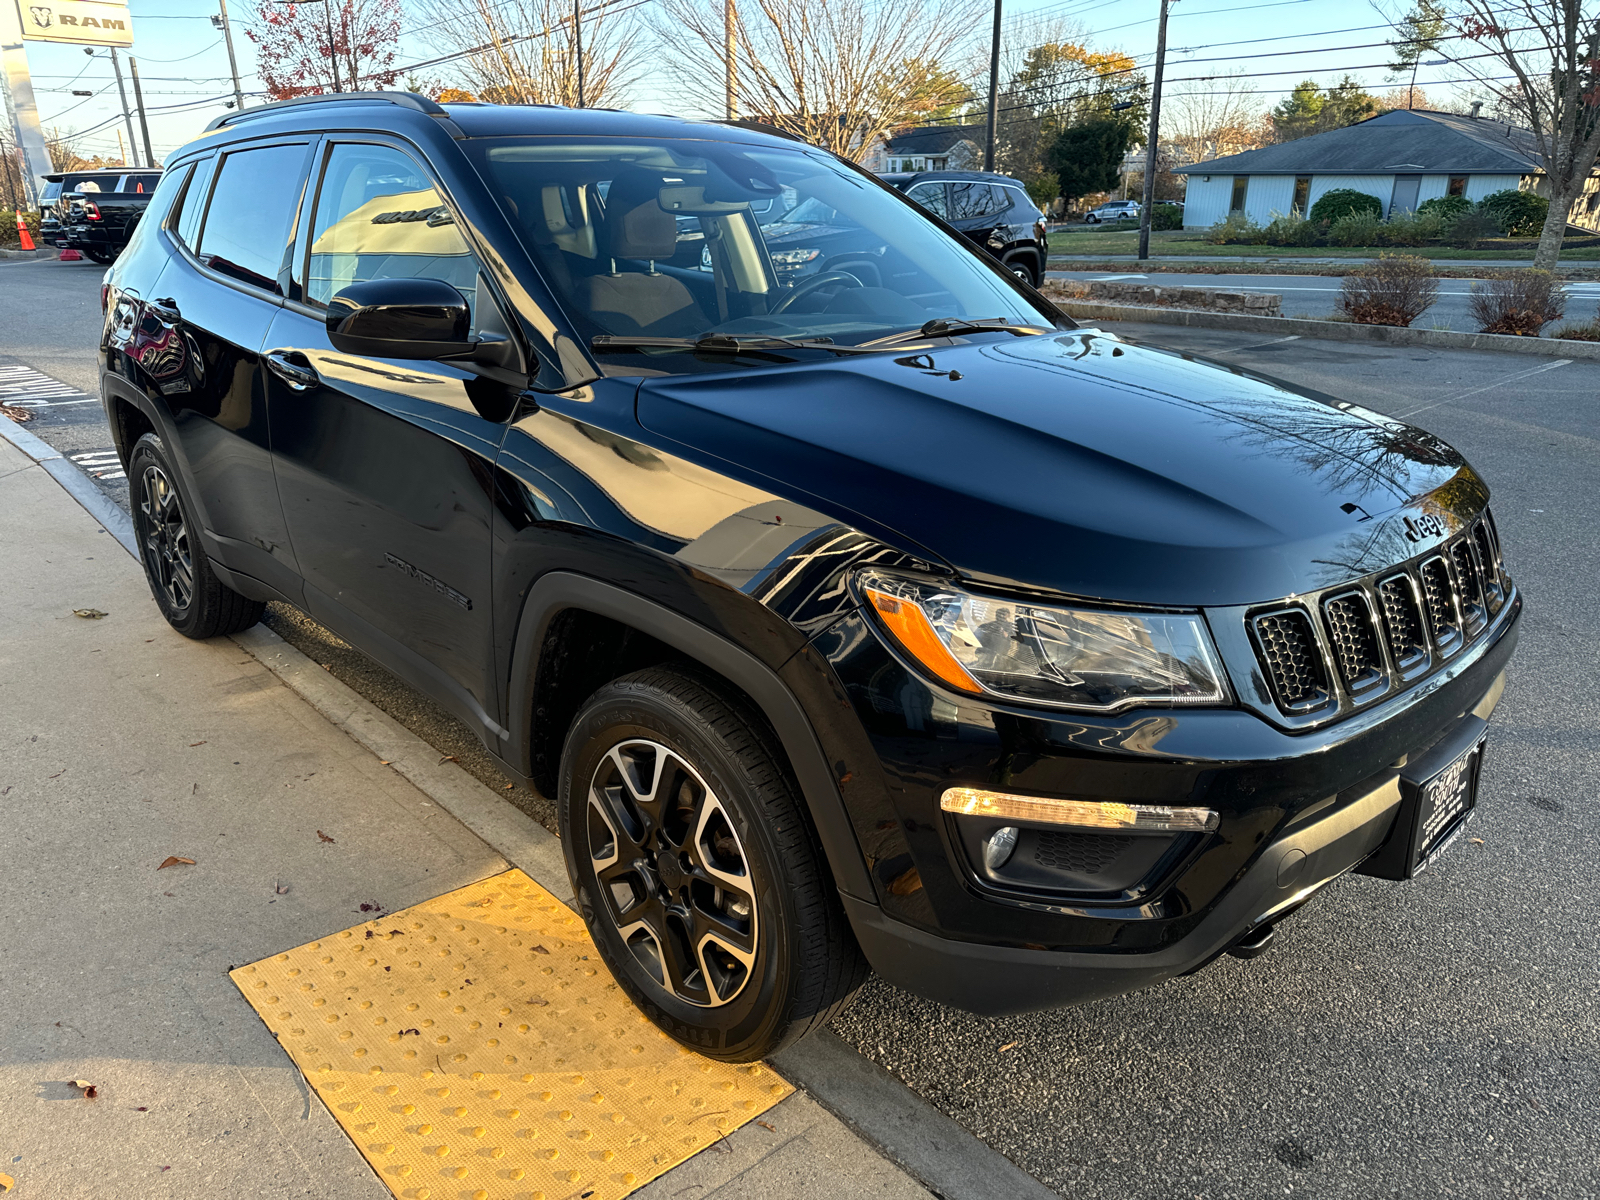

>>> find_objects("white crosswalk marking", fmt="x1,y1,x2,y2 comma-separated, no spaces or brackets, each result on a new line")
0,364,92,406
69,449,126,481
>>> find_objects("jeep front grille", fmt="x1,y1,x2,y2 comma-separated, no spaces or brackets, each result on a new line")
1247,513,1506,718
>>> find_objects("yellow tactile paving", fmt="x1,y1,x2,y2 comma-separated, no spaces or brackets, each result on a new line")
231,868,792,1200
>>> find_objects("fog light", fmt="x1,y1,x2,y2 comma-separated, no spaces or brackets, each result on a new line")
941,787,1219,833
983,825,1019,870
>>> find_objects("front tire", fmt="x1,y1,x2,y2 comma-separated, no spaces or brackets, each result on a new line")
560,666,867,1062
129,432,264,639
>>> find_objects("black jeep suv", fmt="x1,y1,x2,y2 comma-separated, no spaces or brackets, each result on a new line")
879,168,1050,286
100,94,1520,1062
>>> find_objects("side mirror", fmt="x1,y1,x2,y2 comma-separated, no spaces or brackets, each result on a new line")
326,278,472,358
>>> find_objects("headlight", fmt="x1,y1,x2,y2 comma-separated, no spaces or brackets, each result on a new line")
858,571,1231,712
770,247,822,267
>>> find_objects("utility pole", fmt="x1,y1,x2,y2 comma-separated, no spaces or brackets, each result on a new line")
1136,0,1170,261
724,0,736,119
108,48,140,168
116,128,126,165
573,0,584,106
983,0,1001,171
212,0,246,112
127,55,155,168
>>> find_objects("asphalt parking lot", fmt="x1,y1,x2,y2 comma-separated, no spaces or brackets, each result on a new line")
1047,267,1600,332
5,260,1598,1198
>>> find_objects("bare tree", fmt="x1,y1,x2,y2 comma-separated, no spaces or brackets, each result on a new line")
655,0,984,161
1454,1,1600,268
419,0,645,107
246,0,402,97
1164,69,1266,163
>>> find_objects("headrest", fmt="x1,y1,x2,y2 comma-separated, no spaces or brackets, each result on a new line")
604,169,677,261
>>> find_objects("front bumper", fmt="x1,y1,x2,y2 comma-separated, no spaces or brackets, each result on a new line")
815,587,1519,1015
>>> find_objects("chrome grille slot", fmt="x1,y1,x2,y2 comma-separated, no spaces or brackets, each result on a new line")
1448,537,1487,636
1418,555,1463,656
1321,591,1385,695
1473,520,1504,615
1378,574,1429,671
1250,609,1331,712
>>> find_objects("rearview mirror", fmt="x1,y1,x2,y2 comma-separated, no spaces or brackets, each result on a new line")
326,278,471,359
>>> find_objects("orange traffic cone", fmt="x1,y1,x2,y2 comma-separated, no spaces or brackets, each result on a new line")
15,209,36,251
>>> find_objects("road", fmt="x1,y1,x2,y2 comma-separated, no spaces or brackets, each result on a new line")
1048,267,1600,332
6,258,1599,1199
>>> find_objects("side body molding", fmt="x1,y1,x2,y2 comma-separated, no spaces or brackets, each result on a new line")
502,571,877,903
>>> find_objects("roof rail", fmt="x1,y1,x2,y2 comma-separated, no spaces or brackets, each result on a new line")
205,90,448,132
710,118,803,143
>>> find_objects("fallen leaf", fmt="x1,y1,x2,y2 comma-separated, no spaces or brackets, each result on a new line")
70,1079,98,1099
317,831,336,844
72,608,108,619
274,882,290,895
379,760,392,765
531,945,550,956
999,1042,1018,1052
438,755,457,764
163,892,174,898
525,997,549,1007
358,901,385,913
157,856,195,870
1469,838,1485,845
756,1120,776,1132
134,1106,147,1112
503,783,513,790
189,741,206,747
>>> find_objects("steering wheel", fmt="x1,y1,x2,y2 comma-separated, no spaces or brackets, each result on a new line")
771,269,865,315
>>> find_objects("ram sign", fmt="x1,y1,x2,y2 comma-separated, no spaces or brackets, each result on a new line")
20,0,133,46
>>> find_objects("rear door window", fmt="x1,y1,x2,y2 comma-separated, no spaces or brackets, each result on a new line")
905,182,949,219
196,143,311,294
305,142,477,316
950,182,1003,220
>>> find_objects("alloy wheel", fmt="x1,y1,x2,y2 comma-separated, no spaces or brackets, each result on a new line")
586,739,758,1008
139,464,193,613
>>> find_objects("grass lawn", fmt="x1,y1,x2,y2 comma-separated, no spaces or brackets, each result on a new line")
1047,226,1600,261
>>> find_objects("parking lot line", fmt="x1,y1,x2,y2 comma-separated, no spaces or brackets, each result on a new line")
1395,358,1573,418
232,867,792,1200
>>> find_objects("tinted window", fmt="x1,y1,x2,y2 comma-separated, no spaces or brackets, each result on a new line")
117,164,189,260
905,182,949,218
42,181,62,203
173,155,218,251
306,143,477,315
197,144,309,293
950,182,1002,220
127,173,161,194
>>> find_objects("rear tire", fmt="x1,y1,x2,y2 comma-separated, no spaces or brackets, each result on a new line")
560,665,868,1062
129,432,264,639
84,247,117,264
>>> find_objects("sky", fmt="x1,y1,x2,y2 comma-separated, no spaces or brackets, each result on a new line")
10,0,1505,166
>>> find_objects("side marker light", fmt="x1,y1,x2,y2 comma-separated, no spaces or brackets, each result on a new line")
865,586,982,694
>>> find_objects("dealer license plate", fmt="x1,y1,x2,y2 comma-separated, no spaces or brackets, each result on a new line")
1413,739,1483,871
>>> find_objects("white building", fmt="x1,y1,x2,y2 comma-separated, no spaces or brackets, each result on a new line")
1174,108,1600,231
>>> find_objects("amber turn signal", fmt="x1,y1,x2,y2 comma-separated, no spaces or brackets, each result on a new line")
864,586,982,694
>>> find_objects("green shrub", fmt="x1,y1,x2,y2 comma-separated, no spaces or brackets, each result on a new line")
1443,208,1502,249
1309,188,1383,224
1205,211,1265,244
1,208,41,248
1417,194,1473,221
1336,254,1439,326
1149,204,1184,231
1328,210,1383,247
1477,189,1549,238
1469,269,1565,335
1261,212,1322,246
1380,211,1444,247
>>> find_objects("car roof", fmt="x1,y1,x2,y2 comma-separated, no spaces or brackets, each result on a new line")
44,167,147,180
877,169,1031,189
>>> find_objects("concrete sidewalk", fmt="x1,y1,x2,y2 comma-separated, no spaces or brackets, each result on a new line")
0,433,933,1198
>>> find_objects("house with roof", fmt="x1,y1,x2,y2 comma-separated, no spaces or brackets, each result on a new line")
861,124,985,174
1174,107,1600,231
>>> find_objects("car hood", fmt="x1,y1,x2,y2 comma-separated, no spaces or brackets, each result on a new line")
634,330,1486,606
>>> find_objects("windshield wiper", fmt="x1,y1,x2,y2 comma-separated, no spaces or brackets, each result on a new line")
590,332,893,357
862,317,1055,349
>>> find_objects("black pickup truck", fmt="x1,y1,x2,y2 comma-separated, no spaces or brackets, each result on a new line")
53,168,162,263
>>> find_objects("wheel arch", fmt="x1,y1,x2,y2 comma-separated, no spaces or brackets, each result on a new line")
504,572,876,902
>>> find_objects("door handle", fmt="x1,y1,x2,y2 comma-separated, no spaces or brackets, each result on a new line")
147,296,180,323
265,349,319,391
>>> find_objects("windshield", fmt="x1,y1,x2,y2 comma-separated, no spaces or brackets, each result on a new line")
471,136,1055,368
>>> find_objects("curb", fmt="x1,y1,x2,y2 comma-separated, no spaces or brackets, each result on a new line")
1,404,1047,1200
1053,299,1600,360
0,246,61,260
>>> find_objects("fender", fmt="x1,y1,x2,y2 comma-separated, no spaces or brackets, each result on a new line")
502,570,876,903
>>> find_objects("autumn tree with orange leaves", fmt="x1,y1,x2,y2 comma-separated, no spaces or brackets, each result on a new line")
247,0,401,99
